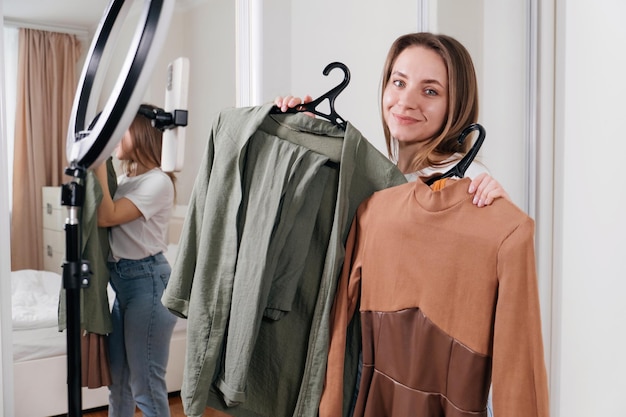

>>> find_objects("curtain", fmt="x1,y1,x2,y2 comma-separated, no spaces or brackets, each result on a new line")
10,29,81,271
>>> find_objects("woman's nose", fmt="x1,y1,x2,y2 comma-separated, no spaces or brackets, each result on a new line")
397,89,418,109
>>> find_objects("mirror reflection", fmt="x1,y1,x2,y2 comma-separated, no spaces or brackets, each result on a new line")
3,1,236,415
3,1,537,416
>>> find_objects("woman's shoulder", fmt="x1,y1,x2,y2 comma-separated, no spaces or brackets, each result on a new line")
144,168,174,191
139,167,171,181
123,168,173,196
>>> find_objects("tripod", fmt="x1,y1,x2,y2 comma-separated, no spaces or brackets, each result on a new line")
62,1,178,413
61,164,92,417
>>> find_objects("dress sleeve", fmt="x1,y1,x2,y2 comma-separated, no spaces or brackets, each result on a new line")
319,204,365,417
492,216,551,416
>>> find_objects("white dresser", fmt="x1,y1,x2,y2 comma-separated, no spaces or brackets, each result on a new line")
42,186,65,274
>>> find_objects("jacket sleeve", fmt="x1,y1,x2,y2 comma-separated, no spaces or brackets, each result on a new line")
161,120,216,318
492,216,550,416
319,204,365,417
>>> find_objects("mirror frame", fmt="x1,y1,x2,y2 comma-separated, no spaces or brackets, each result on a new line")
234,0,554,396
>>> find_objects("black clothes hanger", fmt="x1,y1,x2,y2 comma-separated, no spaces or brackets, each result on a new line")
425,123,486,186
270,61,350,130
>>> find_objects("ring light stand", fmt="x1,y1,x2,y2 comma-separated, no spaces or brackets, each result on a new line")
62,1,175,415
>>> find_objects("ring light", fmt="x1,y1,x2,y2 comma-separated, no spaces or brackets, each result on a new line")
61,2,176,415
66,0,176,169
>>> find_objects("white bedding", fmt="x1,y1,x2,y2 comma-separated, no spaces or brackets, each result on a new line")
11,245,185,363
12,221,187,416
11,269,60,330
14,318,188,363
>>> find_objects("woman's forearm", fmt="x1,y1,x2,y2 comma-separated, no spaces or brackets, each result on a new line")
94,163,116,227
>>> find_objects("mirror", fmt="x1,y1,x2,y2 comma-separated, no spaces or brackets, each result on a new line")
2,1,238,414
430,0,532,212
2,0,540,414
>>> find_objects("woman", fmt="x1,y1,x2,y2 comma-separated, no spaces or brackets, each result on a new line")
277,32,504,416
94,104,177,417
274,32,509,206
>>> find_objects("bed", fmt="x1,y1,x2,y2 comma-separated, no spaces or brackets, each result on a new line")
13,207,188,417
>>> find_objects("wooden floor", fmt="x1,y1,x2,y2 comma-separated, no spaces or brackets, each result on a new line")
80,392,231,417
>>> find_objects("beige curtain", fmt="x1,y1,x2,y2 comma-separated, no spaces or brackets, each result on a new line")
10,29,81,271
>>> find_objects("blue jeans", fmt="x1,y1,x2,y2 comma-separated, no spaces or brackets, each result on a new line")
107,253,177,417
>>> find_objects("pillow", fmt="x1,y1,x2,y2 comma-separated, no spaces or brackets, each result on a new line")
11,269,62,330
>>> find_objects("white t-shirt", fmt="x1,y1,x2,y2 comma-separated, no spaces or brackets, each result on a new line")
109,168,174,262
404,153,489,182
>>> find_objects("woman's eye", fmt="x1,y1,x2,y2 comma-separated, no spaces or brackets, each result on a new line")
425,88,438,96
393,79,406,88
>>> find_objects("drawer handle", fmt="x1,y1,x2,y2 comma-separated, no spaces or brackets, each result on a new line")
46,203,53,214
47,245,53,257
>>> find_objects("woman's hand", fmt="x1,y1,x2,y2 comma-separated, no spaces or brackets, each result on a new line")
273,95,313,113
468,173,511,207
93,162,142,227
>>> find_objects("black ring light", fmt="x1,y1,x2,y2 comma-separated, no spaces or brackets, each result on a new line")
61,1,175,415
66,0,175,169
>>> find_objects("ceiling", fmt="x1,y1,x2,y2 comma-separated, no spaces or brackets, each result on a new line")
4,0,111,31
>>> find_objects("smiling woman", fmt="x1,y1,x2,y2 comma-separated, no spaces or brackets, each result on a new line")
383,45,450,170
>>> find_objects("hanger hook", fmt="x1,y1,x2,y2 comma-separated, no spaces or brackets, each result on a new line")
321,62,351,101
452,123,486,177
457,123,485,146
306,62,350,128
425,123,487,185
270,61,351,129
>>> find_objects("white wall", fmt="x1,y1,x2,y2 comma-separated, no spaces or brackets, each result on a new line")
259,0,419,155
434,0,485,92
0,3,16,415
552,0,626,415
435,0,529,211
174,0,236,204
95,0,236,205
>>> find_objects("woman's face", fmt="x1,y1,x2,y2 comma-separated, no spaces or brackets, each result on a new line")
383,45,449,150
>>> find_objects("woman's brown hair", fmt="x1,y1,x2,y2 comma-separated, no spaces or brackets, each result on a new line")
380,32,479,173
120,103,177,197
